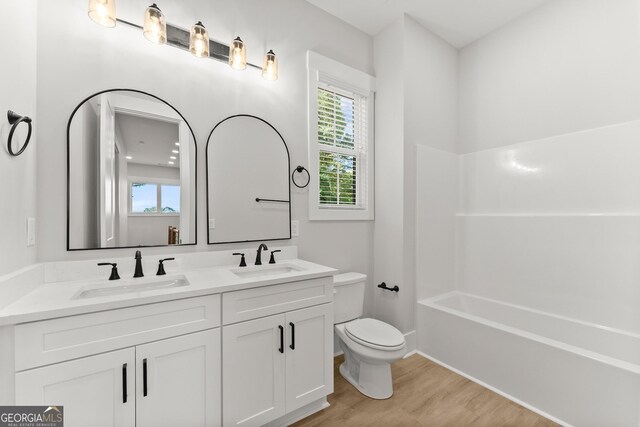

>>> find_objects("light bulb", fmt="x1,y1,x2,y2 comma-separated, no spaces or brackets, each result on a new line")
88,0,116,28
143,3,166,44
189,21,209,58
262,50,278,81
229,37,247,70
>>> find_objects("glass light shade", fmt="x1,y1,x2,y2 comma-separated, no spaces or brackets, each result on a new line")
88,0,116,28
143,4,166,44
229,37,247,70
262,50,278,81
189,21,209,58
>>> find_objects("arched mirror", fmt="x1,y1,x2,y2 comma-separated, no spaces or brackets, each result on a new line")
206,115,291,244
67,89,197,250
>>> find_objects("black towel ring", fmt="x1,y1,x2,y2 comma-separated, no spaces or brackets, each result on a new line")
6,110,32,157
292,165,310,189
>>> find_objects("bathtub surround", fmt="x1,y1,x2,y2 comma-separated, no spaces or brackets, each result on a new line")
0,1,38,276
413,0,640,423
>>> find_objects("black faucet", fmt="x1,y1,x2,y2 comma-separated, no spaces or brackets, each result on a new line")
269,250,281,264
255,243,268,265
134,250,144,278
98,262,120,280
156,258,175,276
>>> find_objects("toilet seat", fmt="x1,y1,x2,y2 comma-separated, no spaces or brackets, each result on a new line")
345,318,405,351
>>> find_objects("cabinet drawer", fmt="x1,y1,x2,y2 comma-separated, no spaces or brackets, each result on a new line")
222,277,332,325
15,295,221,371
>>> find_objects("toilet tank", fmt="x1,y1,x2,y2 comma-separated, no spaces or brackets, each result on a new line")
333,272,367,324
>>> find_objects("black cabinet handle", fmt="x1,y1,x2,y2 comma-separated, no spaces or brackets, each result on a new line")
289,322,295,350
143,358,148,397
278,325,284,354
122,363,128,403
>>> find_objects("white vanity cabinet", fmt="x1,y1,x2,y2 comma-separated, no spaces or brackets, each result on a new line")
13,295,222,427
5,268,336,427
16,348,136,427
221,277,334,427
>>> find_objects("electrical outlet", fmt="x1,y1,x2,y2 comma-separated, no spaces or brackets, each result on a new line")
291,220,300,237
27,217,36,247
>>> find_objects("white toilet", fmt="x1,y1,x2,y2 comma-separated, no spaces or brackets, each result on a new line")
333,272,407,399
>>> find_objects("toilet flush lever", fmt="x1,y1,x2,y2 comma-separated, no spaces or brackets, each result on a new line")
378,282,399,292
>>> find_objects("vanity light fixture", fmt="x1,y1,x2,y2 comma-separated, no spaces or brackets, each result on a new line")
262,50,278,81
87,2,279,80
189,21,209,58
143,3,166,44
229,37,247,70
88,0,116,28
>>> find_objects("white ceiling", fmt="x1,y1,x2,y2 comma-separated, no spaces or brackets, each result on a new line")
306,0,551,48
116,113,180,168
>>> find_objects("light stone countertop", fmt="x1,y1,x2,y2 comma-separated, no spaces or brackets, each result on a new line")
0,258,336,326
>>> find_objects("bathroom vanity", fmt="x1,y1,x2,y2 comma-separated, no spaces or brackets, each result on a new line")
0,248,335,427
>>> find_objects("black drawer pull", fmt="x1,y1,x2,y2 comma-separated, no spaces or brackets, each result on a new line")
289,322,295,350
278,325,284,354
122,363,128,403
143,358,148,396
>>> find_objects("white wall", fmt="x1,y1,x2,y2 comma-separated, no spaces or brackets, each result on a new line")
372,18,406,331
458,0,640,153
0,1,38,276
373,16,458,334
455,0,640,332
35,0,374,283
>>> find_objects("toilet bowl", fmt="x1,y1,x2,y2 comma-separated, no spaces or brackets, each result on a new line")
333,273,407,399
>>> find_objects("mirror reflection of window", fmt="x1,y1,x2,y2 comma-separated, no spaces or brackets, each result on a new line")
68,90,197,250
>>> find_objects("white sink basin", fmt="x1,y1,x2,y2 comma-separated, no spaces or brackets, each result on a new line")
231,263,305,279
73,275,190,299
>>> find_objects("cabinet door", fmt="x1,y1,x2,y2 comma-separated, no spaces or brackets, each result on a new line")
136,329,221,427
222,314,286,427
15,348,135,427
285,303,333,412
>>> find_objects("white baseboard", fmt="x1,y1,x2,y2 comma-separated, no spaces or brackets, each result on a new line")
403,330,416,355
413,350,570,427
263,398,329,427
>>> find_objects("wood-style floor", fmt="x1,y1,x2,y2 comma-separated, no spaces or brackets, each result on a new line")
292,354,558,427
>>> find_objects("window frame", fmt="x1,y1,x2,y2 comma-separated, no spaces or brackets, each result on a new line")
128,176,181,217
307,51,375,221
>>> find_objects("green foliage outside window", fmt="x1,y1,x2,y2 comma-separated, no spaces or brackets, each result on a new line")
317,88,357,206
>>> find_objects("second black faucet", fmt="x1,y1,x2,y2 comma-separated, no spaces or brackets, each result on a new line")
255,243,268,265
134,250,144,278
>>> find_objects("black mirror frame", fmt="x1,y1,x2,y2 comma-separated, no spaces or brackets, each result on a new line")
206,114,292,245
66,88,198,251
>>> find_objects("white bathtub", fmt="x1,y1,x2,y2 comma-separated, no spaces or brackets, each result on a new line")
417,292,640,427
